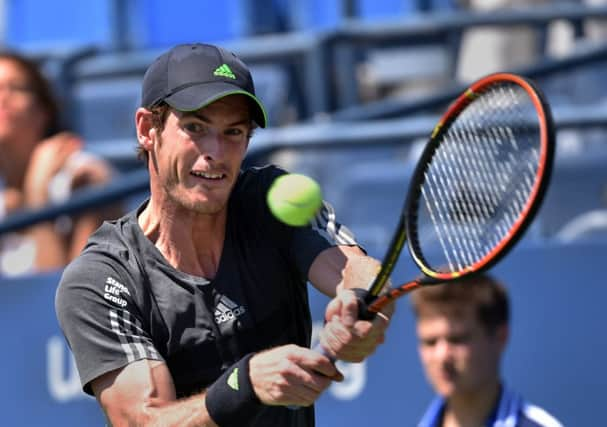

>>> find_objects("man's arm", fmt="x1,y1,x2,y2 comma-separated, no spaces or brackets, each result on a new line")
92,359,216,427
308,245,382,296
92,346,342,427
308,245,395,362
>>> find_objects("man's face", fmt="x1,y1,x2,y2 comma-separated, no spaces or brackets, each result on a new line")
416,305,506,399
148,94,252,215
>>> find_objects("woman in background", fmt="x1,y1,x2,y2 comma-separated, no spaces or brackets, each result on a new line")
0,51,118,276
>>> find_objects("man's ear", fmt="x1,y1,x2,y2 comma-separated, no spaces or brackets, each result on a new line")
135,107,156,152
496,323,509,351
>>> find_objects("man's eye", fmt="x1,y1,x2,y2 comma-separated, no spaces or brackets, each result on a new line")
183,122,204,133
225,128,244,136
421,338,437,347
448,335,468,345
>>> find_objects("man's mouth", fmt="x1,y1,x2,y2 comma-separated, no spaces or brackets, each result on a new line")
439,366,457,381
190,171,226,180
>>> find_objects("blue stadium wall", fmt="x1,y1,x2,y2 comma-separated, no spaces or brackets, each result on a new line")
2,241,604,426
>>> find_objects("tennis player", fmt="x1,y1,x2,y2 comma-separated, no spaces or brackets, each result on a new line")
55,43,393,427
411,274,562,427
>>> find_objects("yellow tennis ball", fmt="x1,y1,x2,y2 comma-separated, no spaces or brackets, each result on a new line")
267,174,323,226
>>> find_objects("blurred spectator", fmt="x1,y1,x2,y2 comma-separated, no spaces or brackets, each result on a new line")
584,0,607,41
0,51,119,276
410,274,563,427
456,0,554,82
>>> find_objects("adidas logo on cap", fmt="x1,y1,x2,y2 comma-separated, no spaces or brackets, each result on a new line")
213,63,236,79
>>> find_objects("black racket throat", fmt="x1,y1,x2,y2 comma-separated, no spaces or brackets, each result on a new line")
354,276,441,320
352,288,378,321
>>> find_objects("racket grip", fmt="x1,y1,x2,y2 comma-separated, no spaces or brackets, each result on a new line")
288,289,376,411
287,343,335,410
312,341,335,363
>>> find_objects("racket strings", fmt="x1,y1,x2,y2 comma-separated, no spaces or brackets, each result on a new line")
464,93,526,238
424,102,510,270
424,149,483,270
418,82,542,273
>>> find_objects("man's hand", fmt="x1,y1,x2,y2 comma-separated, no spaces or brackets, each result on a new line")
319,283,394,363
249,344,343,407
308,246,395,363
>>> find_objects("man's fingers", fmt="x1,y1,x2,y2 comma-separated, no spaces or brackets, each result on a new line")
248,345,341,407
295,347,343,381
320,316,365,361
371,310,391,334
320,311,391,363
337,288,359,327
323,296,342,323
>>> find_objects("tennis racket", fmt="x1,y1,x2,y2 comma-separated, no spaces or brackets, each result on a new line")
287,73,555,409
336,72,555,325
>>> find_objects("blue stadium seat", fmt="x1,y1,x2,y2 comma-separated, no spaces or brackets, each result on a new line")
131,0,247,48
247,65,292,127
5,0,288,51
70,76,141,142
4,0,115,49
233,0,290,35
288,0,457,31
289,0,343,31
64,50,155,142
540,61,607,107
357,0,417,19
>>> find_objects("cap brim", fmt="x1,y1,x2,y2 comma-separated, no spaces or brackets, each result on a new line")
164,82,268,128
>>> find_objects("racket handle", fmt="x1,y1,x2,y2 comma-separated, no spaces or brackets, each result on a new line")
352,287,378,320
287,342,335,410
288,288,376,410
312,341,335,363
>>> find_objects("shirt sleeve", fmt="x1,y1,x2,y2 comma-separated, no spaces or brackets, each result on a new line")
55,251,163,395
291,199,362,276
254,165,363,279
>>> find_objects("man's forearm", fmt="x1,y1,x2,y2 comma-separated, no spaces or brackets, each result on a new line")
102,392,218,427
309,245,379,297
132,394,218,427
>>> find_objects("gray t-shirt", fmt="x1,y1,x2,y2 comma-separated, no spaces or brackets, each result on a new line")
55,165,358,427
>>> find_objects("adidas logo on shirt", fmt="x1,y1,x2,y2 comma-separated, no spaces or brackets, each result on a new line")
214,295,246,324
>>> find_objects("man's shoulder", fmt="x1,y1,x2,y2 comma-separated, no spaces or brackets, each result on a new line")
61,209,142,283
56,211,146,320
237,165,286,190
519,403,564,427
86,208,139,253
231,165,287,214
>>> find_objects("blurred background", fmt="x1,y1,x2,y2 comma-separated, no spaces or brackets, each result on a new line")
0,0,606,425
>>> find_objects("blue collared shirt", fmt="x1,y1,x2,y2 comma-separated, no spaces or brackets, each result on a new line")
417,384,563,427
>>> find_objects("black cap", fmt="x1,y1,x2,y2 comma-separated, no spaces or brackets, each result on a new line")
141,43,267,128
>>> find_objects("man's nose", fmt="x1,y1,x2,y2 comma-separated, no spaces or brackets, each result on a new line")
198,131,223,160
434,338,454,361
